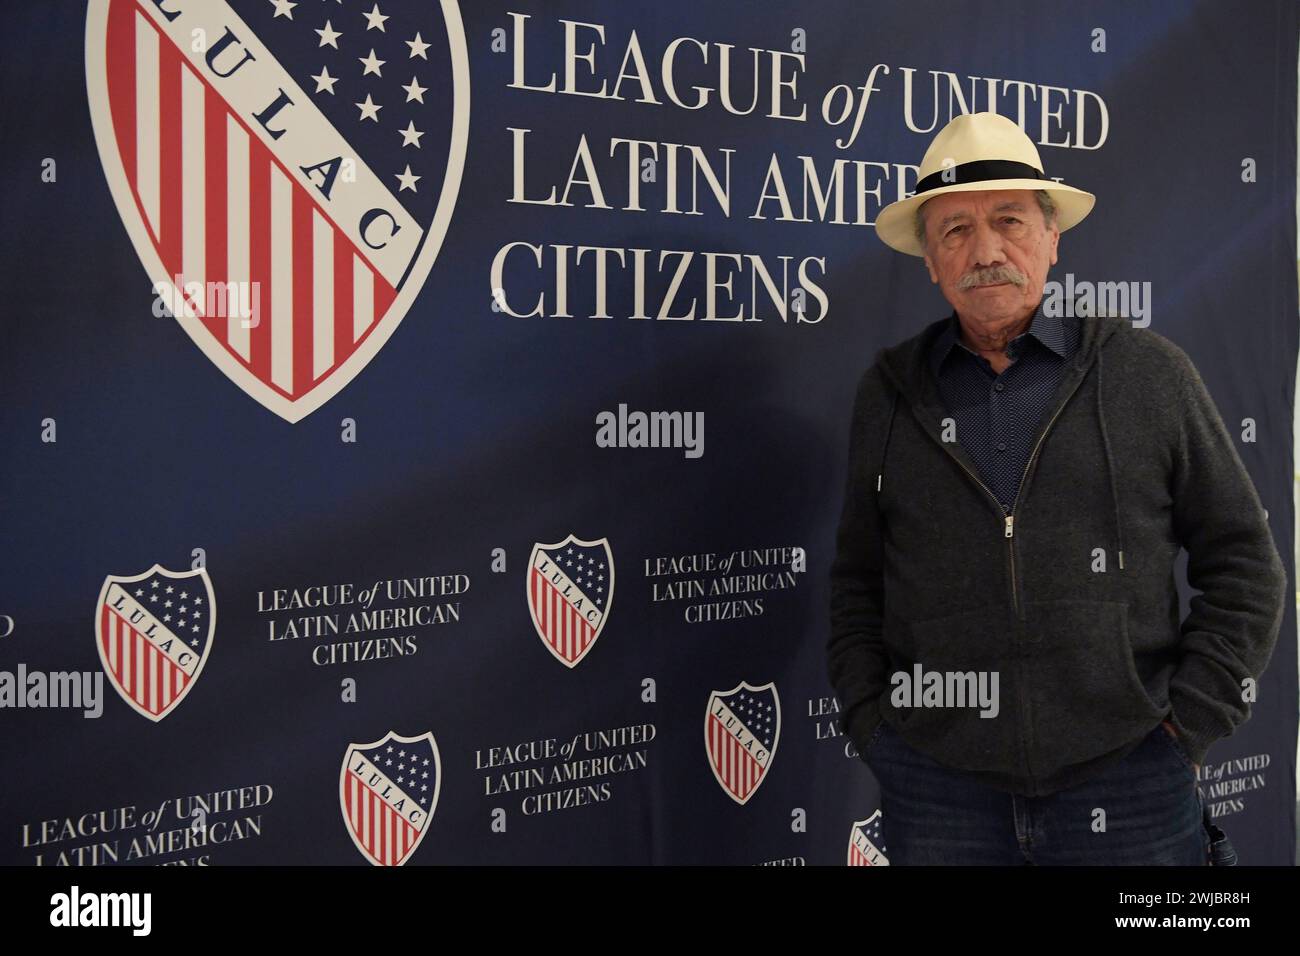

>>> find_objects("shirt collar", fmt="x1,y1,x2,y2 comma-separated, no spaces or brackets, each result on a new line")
928,300,1068,379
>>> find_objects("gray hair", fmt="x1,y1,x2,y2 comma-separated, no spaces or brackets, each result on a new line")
914,189,1058,251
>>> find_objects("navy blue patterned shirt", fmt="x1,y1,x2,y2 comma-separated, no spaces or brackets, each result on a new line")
928,303,1080,515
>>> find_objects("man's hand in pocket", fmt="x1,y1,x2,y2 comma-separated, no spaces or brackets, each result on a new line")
1161,720,1201,774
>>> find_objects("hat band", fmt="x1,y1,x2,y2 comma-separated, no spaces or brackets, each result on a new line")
914,159,1047,195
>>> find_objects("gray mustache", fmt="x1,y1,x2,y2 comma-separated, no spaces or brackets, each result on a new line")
958,267,1027,290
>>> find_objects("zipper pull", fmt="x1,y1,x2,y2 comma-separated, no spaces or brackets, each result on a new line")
1004,514,1014,538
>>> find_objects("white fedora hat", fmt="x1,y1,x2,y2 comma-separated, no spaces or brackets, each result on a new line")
875,110,1095,257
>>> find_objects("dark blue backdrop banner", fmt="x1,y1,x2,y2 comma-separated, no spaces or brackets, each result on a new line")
0,0,1295,866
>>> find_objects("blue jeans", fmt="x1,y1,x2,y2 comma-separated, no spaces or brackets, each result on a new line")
863,720,1210,865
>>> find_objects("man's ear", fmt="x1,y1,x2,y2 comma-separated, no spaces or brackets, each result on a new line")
923,253,938,284
1048,221,1060,267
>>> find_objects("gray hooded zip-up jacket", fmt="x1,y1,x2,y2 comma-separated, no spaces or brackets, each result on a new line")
827,311,1288,797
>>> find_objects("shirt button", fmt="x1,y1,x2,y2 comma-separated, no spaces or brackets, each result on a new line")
994,382,1005,392
996,442,1007,451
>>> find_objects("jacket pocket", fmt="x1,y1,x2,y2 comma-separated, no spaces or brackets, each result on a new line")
1021,599,1165,777
885,604,1021,774
1156,723,1199,779
860,718,889,764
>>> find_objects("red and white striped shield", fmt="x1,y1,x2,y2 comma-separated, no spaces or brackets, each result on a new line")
94,563,215,721
340,731,440,866
526,534,614,668
848,810,889,866
705,680,780,805
84,0,468,422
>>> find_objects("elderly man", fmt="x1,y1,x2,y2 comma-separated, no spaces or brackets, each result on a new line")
827,111,1287,865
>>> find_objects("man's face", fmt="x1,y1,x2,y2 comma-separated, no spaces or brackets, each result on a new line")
920,189,1059,330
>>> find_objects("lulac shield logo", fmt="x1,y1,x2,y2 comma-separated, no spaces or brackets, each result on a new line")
848,810,889,866
85,0,469,421
705,681,780,804
527,534,614,668
340,730,440,866
95,564,216,720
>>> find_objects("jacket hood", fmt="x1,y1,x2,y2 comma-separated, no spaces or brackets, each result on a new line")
869,309,1132,568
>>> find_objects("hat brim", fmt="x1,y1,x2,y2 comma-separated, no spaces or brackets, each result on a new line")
875,179,1095,257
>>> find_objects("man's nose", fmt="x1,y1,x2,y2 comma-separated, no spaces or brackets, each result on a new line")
969,220,1006,268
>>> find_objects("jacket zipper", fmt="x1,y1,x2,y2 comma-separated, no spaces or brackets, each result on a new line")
1002,395,1072,617
911,368,1086,621
940,453,1021,615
